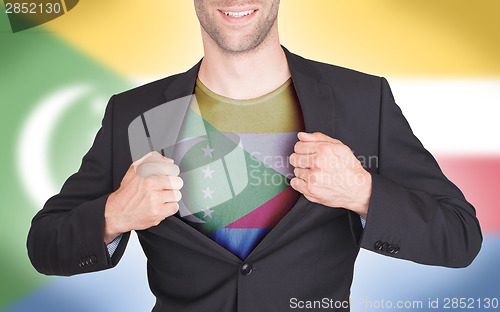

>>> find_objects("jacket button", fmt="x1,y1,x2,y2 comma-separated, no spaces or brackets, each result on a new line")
240,263,253,276
381,242,389,252
393,245,400,254
374,241,383,250
89,256,97,265
387,244,395,253
79,259,87,267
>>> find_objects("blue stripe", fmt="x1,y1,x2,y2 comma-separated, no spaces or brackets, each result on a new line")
208,228,272,259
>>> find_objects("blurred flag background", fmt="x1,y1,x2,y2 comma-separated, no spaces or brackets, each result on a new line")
1,1,499,311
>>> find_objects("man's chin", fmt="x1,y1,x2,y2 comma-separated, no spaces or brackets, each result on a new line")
216,37,265,55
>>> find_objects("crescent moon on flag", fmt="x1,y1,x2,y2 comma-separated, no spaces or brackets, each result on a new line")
16,85,91,209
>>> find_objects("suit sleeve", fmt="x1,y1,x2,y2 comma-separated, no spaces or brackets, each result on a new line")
27,95,131,276
357,77,482,268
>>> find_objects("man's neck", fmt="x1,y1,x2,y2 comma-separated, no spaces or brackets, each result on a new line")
198,30,291,100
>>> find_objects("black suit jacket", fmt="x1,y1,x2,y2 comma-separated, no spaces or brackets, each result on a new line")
27,46,482,311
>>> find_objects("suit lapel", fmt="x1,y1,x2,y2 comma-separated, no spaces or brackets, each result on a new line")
128,62,203,162
157,47,338,261
283,46,336,135
163,60,201,102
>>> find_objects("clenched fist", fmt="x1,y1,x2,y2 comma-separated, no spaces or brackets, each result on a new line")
289,132,372,218
104,151,183,244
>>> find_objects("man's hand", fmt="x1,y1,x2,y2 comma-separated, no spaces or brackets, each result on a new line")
289,132,372,219
103,151,183,244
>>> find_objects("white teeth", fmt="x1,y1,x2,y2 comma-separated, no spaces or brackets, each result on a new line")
222,10,255,18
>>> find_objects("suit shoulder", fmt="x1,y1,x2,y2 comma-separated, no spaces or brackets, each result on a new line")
293,53,382,86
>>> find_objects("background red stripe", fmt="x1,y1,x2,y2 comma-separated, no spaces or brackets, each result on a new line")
437,155,500,233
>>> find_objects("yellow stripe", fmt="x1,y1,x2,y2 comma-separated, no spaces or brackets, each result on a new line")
194,78,305,134
43,0,500,77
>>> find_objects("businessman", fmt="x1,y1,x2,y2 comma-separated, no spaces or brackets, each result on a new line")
27,1,482,311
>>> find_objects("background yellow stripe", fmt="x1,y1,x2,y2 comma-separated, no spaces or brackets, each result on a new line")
44,0,500,77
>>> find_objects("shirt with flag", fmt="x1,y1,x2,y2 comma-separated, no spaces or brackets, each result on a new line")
173,77,305,260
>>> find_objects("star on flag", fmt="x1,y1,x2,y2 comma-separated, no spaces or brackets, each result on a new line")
202,165,215,179
202,206,214,218
202,186,214,199
201,144,214,158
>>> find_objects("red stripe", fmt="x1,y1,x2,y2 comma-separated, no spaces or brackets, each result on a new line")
225,187,301,229
436,155,500,233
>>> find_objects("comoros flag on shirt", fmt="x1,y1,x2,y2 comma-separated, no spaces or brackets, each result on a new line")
173,102,290,235
128,95,297,258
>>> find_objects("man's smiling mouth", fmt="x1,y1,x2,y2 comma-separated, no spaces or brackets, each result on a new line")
220,10,256,18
